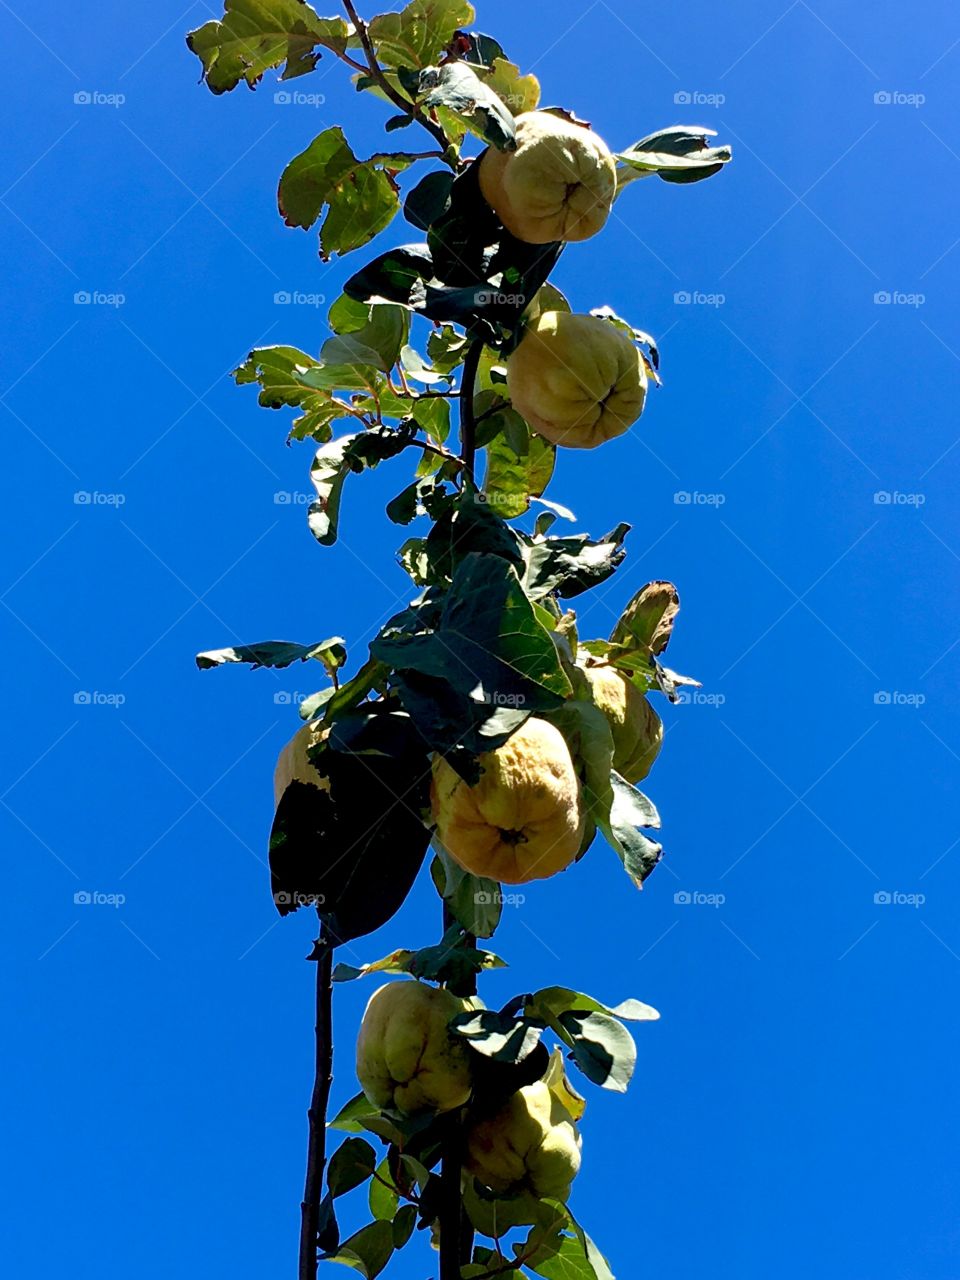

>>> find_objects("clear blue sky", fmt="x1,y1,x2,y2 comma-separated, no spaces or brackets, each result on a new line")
3,2,959,1276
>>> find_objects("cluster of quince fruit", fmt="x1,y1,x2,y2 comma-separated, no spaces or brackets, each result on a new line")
355,980,582,1212
479,110,649,450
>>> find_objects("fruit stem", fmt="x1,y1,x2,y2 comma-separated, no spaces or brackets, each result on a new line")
460,337,485,487
299,926,335,1280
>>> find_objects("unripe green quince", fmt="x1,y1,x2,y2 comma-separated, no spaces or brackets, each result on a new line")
478,110,616,244
465,1080,582,1199
583,664,663,784
507,311,647,450
355,981,473,1115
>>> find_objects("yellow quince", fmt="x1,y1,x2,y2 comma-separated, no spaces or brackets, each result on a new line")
478,110,617,244
507,311,647,450
355,981,473,1116
465,1080,582,1199
582,664,663,784
431,717,586,885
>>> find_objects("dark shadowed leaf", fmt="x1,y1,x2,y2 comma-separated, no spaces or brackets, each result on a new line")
420,61,516,150
327,1137,377,1198
521,524,630,600
602,772,663,887
322,1219,394,1278
617,125,732,193
196,637,345,672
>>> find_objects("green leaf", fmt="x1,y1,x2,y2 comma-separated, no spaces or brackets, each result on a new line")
196,637,345,672
531,986,659,1024
368,0,476,71
392,1203,417,1248
483,420,555,519
327,1137,377,1198
479,56,540,116
308,428,412,546
561,1009,636,1093
344,243,435,309
420,61,516,151
617,125,732,193
329,1092,379,1133
610,580,678,654
322,1219,394,1278
521,524,631,600
545,700,614,833
186,1,349,94
449,1009,545,1062
602,772,663,887
333,927,505,987
431,852,502,938
404,169,455,231
368,1160,399,1221
427,324,469,373
323,298,410,371
278,127,416,259
525,1222,614,1280
234,345,354,443
411,395,451,443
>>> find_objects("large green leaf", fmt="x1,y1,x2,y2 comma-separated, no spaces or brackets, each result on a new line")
430,851,502,938
521,524,631,600
323,297,410,371
368,0,475,71
601,772,663,887
307,427,413,546
332,925,505,988
327,1137,377,1198
278,127,416,259
322,1219,394,1278
484,419,555,518
420,61,516,150
187,1,349,93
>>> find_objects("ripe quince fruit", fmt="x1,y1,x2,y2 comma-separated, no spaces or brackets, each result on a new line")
355,980,473,1116
273,720,328,806
431,717,586,885
507,311,647,450
583,664,663,784
478,110,616,244
465,1080,582,1199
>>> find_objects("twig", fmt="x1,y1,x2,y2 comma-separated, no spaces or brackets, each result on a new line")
299,928,335,1280
340,0,456,164
459,338,485,486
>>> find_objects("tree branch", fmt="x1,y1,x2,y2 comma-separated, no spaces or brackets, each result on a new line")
340,0,457,164
459,338,485,487
299,927,335,1280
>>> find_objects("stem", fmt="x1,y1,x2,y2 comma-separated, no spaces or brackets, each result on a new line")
459,338,485,486
299,929,334,1280
340,0,456,164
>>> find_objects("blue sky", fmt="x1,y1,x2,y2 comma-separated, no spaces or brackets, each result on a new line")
3,1,960,1276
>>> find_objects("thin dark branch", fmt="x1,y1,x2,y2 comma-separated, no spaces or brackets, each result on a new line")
340,0,456,164
299,928,335,1280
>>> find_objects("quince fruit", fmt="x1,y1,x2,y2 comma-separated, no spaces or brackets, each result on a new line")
465,1080,582,1199
273,720,327,806
583,664,663,784
355,980,473,1116
478,110,616,244
431,717,586,885
507,311,647,450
